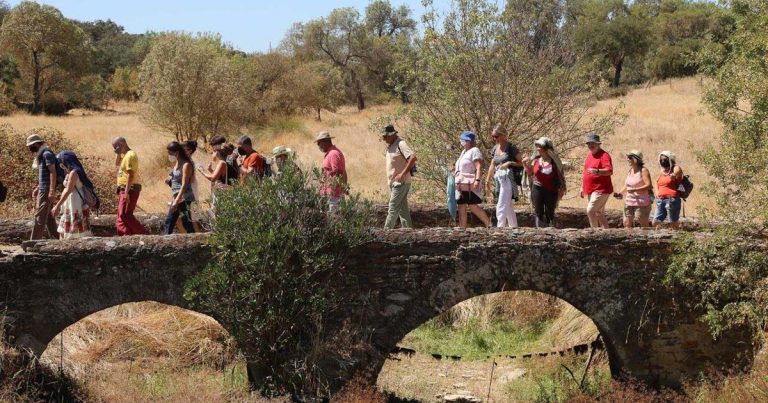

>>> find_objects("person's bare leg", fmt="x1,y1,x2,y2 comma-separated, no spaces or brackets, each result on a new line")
623,215,632,228
458,205,468,228
469,204,491,227
599,212,610,228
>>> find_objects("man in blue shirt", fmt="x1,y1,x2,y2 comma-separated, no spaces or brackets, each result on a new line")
27,134,59,240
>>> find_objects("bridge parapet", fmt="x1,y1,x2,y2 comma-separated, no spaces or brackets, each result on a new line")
0,205,703,245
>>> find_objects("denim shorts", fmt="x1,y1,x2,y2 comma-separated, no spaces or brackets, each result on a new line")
654,197,681,223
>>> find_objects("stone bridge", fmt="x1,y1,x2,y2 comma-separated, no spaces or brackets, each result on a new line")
0,210,757,392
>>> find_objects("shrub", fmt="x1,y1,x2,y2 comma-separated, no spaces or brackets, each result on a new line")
40,91,69,115
0,125,118,217
184,165,374,397
69,74,109,110
109,66,139,101
665,226,768,339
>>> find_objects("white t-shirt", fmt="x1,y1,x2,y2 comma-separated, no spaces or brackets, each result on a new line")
454,147,484,199
455,147,483,176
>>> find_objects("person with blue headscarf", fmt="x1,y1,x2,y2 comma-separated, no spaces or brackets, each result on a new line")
51,151,97,239
454,131,491,228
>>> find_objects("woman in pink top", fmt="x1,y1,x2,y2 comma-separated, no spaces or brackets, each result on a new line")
614,150,652,228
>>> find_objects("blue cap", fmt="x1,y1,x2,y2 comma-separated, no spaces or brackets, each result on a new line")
460,131,476,143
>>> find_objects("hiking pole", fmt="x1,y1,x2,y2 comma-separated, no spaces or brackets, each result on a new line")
486,359,497,402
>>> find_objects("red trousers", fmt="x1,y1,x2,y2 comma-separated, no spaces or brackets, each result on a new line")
116,189,147,235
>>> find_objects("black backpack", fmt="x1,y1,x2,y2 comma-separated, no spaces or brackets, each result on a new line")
225,155,240,184
397,141,417,176
677,175,694,200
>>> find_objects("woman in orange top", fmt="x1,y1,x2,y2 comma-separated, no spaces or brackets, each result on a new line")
653,151,683,230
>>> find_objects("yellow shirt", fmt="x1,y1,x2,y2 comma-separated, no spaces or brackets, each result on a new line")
117,150,141,187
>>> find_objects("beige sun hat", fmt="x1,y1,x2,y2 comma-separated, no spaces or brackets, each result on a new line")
26,134,44,147
627,150,644,163
315,131,333,142
272,145,293,158
659,150,676,164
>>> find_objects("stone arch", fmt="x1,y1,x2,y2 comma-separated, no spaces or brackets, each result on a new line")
330,229,755,392
2,235,214,354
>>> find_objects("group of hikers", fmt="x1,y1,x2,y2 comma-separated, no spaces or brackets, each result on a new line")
25,130,352,240
450,128,689,230
25,122,688,240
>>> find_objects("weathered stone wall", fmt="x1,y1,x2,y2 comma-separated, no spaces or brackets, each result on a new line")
0,229,755,393
0,206,702,244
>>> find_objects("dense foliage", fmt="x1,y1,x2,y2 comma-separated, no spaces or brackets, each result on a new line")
667,228,768,337
184,166,374,396
0,1,91,114
697,0,768,226
665,0,768,339
0,0,743,119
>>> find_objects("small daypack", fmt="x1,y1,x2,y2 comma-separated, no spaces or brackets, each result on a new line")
677,175,694,200
397,142,417,177
225,155,240,184
76,185,100,211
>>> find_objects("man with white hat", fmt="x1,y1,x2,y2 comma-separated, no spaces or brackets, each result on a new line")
315,131,347,212
381,124,416,228
26,133,59,239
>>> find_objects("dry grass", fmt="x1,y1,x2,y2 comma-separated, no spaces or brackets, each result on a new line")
36,302,264,402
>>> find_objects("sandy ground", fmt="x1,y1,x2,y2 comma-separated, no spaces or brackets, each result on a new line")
378,351,528,402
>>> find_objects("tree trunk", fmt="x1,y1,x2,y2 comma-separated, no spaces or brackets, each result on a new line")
611,58,624,88
349,69,365,110
32,51,41,114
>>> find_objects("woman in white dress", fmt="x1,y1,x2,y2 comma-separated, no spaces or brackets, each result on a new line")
52,151,96,239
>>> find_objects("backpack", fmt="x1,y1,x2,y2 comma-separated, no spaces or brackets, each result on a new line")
263,159,273,177
397,141,417,176
225,155,240,184
76,185,100,211
0,181,7,203
677,175,694,200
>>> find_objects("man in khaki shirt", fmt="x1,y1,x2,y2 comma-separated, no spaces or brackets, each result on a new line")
382,125,417,228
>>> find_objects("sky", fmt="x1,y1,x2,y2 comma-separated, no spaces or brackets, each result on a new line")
7,0,451,53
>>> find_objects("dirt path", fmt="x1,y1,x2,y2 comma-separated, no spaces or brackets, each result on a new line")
378,351,527,402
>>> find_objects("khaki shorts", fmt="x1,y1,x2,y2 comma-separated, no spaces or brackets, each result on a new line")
624,204,652,221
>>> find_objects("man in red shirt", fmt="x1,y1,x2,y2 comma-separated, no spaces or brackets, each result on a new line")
316,131,347,213
580,133,613,228
236,135,266,184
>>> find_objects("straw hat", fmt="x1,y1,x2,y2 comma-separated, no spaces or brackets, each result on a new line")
315,131,333,142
